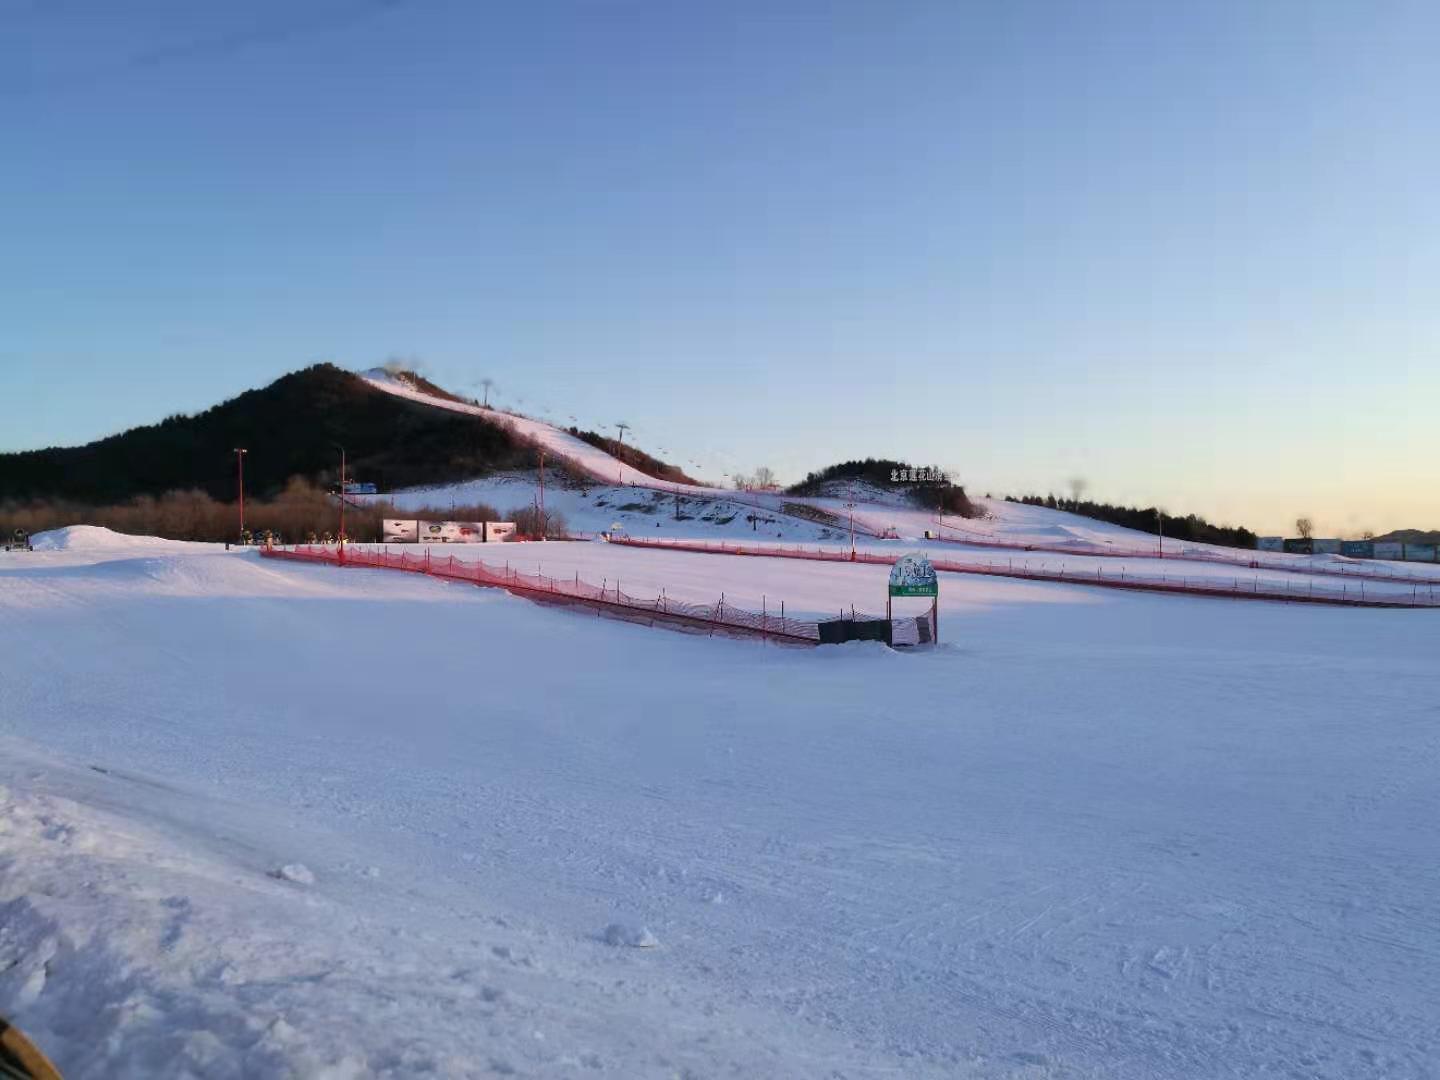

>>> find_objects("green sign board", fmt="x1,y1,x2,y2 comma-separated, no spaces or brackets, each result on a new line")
889,554,938,597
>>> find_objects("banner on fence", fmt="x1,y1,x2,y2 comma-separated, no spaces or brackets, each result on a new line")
1256,536,1285,552
1283,539,1313,555
1311,539,1342,555
1405,544,1438,562
1373,541,1404,560
1340,540,1375,559
383,519,418,543
485,522,517,543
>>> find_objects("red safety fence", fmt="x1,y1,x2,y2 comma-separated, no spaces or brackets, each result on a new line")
606,536,1440,609
932,519,1438,587
259,544,835,642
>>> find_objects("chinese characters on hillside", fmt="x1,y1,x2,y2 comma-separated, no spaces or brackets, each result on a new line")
890,467,947,484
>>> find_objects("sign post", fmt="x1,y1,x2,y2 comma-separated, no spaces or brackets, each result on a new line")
888,553,939,644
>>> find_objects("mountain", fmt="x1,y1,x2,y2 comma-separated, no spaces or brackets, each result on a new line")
0,364,534,504
1375,529,1440,544
0,364,708,506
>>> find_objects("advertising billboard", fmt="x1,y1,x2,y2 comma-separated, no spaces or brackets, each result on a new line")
1373,541,1404,561
1283,538,1313,555
1405,544,1438,563
418,520,486,543
889,554,938,597
383,519,418,543
1311,539,1341,555
1256,537,1285,552
383,520,516,543
1340,540,1374,559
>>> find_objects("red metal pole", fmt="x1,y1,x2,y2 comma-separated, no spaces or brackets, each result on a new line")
847,482,856,560
234,447,247,541
337,446,347,563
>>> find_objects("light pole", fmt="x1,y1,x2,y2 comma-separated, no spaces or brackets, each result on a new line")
1156,508,1164,559
846,482,857,560
333,444,347,555
233,448,247,543
537,449,546,541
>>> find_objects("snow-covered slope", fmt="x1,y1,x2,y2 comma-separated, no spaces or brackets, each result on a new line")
360,370,1290,557
2,536,1438,1077
355,472,849,543
361,369,720,495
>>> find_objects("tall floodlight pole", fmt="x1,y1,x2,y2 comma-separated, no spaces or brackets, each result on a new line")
847,482,857,561
333,443,347,555
538,449,546,541
615,422,630,447
1156,508,1164,559
233,448,247,542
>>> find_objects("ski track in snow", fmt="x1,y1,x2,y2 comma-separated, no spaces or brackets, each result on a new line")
1,527,1438,1077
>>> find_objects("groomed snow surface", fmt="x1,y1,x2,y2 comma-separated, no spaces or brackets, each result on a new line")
2,526,1438,1078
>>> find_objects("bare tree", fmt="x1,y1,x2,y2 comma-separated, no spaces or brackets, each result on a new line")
752,466,776,489
1296,516,1314,539
1361,529,1376,540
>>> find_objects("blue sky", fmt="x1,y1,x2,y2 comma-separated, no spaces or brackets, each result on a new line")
3,0,1436,535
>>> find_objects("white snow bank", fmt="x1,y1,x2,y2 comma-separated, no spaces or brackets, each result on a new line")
3,523,1437,1078
28,525,189,552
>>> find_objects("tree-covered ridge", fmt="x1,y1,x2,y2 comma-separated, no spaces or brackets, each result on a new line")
0,364,531,503
1007,494,1257,550
788,458,978,517
565,427,698,485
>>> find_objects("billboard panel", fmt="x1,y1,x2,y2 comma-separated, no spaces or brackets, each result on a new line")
1283,538,1313,555
383,519,418,543
1256,536,1285,552
418,520,487,543
1405,544,1438,562
1311,538,1341,555
1340,540,1374,559
1373,541,1404,561
484,522,517,543
889,553,938,597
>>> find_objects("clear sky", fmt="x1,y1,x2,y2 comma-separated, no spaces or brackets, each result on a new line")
3,0,1437,536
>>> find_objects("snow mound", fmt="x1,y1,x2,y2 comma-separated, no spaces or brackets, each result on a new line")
269,863,316,886
29,525,181,553
601,923,658,948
